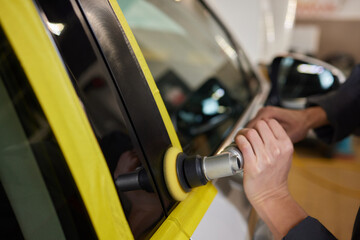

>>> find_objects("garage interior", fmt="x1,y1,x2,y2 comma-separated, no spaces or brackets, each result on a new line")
289,1,360,239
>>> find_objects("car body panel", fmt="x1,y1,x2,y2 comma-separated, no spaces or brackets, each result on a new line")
115,1,270,239
106,1,218,237
74,0,177,210
36,0,169,237
1,0,218,239
0,1,132,239
151,183,217,239
0,0,283,239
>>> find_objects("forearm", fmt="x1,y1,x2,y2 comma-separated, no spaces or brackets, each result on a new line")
303,106,329,130
251,189,308,240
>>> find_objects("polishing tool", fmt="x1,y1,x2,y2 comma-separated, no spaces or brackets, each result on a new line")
164,143,244,201
115,143,244,202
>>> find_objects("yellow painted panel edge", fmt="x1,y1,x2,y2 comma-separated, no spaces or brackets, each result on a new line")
0,1,133,239
151,183,217,239
170,183,217,235
104,1,218,238
106,2,218,238
107,0,181,150
150,218,189,240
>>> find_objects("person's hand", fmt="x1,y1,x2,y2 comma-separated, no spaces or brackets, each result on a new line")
236,119,293,206
235,119,307,239
247,106,328,143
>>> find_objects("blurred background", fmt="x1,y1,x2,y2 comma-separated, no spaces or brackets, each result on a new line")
207,0,360,71
205,0,360,239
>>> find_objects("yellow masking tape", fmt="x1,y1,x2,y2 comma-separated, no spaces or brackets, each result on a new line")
108,0,182,150
0,1,133,239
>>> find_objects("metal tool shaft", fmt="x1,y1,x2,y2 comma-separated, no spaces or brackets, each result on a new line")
202,143,244,180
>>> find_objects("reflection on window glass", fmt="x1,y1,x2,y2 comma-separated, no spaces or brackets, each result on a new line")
0,26,96,240
76,77,164,239
36,1,166,238
118,0,255,155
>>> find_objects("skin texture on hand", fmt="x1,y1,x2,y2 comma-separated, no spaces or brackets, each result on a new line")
236,119,307,239
246,106,329,143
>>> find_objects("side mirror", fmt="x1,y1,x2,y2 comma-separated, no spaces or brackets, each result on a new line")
267,53,346,109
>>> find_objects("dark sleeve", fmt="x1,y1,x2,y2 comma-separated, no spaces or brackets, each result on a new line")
283,216,337,240
351,207,360,240
306,64,360,144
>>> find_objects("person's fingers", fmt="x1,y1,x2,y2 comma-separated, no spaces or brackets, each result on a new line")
235,134,256,172
236,128,258,157
247,109,266,128
246,106,279,128
266,119,288,140
253,120,277,147
246,117,260,128
238,128,265,159
267,119,294,157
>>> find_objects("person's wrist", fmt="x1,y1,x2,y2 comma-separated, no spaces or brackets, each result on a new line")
247,182,290,209
250,186,308,239
304,106,329,130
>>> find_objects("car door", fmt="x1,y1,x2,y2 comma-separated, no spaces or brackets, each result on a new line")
1,0,270,239
33,0,219,239
115,0,271,239
0,1,132,239
1,0,218,239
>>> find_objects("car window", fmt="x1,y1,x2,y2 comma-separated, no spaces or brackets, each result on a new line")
36,1,167,239
118,0,259,155
0,26,97,240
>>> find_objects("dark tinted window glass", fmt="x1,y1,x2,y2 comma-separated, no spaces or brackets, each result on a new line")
36,1,166,238
0,26,96,240
118,0,257,155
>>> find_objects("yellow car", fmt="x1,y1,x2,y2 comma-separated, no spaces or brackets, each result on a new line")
1,0,343,239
